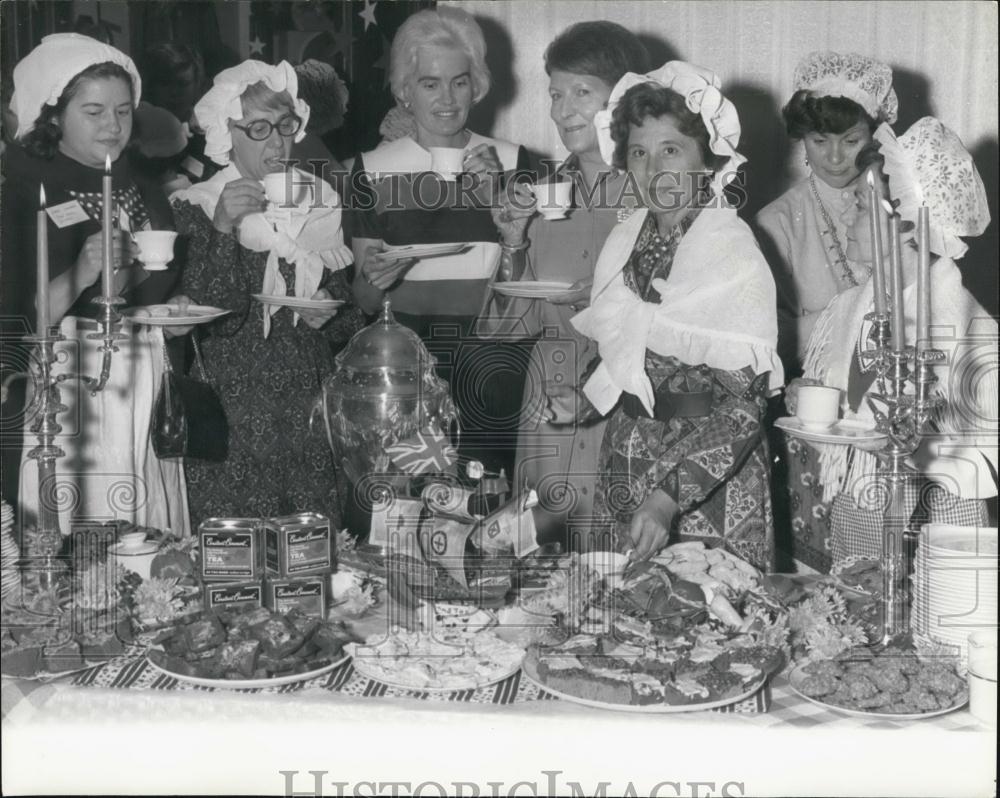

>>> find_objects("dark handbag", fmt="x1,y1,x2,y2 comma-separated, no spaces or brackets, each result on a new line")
151,335,228,461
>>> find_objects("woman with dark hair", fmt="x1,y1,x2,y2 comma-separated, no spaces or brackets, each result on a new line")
791,118,995,564
756,52,898,369
482,21,648,548
548,63,782,570
755,53,897,573
1,33,187,532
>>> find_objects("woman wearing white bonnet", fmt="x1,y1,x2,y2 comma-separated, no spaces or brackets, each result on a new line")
797,116,995,565
551,61,783,570
171,59,361,528
3,33,188,536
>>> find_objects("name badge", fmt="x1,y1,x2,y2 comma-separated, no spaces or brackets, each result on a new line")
118,205,131,232
46,200,90,228
181,155,204,178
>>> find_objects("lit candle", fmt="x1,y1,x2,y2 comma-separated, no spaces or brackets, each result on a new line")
916,205,931,352
102,153,114,299
866,169,887,316
883,198,905,352
37,184,49,333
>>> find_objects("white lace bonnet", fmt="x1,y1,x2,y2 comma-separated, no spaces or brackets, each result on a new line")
793,51,898,123
194,59,310,166
593,61,746,196
874,117,990,259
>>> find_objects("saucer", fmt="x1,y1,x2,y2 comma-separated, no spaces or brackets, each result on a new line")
110,541,159,556
774,417,887,450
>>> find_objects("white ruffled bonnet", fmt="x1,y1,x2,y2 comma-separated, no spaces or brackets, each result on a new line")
793,51,898,124
194,60,310,166
874,117,989,259
593,61,746,197
11,33,142,140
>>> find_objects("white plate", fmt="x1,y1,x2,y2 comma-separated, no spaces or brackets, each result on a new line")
347,643,521,692
251,294,346,311
520,659,767,713
774,417,887,449
146,651,349,689
375,243,471,263
491,281,575,300
109,541,159,557
124,305,230,327
787,663,968,720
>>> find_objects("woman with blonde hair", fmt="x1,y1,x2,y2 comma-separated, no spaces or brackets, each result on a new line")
348,6,529,477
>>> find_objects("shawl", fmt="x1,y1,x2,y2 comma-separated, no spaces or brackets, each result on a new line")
171,164,352,337
803,254,998,502
572,205,784,416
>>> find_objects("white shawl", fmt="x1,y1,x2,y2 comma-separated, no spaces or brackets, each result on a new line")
804,254,998,503
171,164,352,337
572,205,784,416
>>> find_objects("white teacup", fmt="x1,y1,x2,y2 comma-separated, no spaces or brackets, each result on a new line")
118,530,147,550
262,171,305,206
530,180,573,220
132,231,177,271
429,146,466,180
796,385,841,430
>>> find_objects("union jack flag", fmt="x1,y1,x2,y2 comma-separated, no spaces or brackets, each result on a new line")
385,429,457,475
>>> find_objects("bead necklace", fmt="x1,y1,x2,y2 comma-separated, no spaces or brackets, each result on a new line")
809,173,868,289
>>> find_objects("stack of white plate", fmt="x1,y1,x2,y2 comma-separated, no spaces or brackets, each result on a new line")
0,500,21,599
912,525,998,664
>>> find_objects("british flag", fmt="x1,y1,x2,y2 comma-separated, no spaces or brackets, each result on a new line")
385,428,457,475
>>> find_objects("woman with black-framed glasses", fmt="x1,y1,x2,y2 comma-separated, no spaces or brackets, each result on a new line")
169,60,362,527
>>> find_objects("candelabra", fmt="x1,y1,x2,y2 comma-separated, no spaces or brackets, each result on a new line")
860,310,945,644
15,294,125,598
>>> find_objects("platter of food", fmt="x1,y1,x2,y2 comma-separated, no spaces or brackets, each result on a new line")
787,649,969,719
145,606,361,689
518,547,785,711
348,627,524,691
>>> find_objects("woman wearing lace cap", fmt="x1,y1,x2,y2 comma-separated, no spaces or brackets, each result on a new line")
549,62,783,570
755,51,897,573
171,59,361,527
798,117,996,564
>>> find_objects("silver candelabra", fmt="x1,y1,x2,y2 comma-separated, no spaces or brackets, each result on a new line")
860,310,944,644
15,293,125,594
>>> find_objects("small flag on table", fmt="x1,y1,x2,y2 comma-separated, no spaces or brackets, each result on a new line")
385,429,457,475
419,516,474,588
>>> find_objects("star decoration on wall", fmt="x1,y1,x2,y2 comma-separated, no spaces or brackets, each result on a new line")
358,0,378,31
248,36,266,56
331,25,355,58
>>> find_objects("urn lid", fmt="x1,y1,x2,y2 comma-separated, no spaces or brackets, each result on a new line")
328,299,437,396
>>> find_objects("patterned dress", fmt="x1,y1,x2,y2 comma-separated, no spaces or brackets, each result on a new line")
590,214,775,571
174,200,362,529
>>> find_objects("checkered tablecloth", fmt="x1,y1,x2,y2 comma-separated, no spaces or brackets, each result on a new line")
3,650,985,731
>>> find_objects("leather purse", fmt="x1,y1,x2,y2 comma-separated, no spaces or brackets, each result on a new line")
151,335,228,461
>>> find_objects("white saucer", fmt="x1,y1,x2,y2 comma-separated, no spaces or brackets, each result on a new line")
774,417,887,450
110,541,159,556
376,243,470,262
252,294,345,311
124,305,230,327
491,281,574,300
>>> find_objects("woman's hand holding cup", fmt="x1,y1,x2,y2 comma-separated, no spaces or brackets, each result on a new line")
76,229,139,288
213,178,266,234
492,181,535,246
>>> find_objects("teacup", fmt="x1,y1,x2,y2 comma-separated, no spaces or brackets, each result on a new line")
118,530,147,550
132,231,177,271
529,180,573,220
796,385,841,430
429,146,466,180
262,171,305,206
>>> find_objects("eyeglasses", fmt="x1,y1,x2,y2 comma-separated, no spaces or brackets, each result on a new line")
232,114,302,141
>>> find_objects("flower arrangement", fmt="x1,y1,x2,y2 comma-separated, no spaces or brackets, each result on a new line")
787,585,868,661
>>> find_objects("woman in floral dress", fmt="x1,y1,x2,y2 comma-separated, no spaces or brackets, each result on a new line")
550,63,784,571
172,60,360,526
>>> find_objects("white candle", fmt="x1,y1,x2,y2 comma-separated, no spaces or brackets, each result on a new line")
917,206,931,352
102,153,114,299
866,170,887,316
37,184,49,333
883,198,905,352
